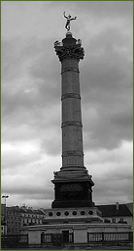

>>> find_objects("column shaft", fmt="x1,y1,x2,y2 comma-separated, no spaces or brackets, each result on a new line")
61,59,84,168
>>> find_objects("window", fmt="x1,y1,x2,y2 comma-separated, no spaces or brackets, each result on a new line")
89,211,93,215
72,211,77,216
64,211,69,216
56,212,61,216
112,218,116,223
49,212,53,216
80,211,85,215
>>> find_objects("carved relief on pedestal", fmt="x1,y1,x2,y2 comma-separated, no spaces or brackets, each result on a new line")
60,184,83,192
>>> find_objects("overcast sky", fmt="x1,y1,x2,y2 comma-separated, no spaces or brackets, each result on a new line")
1,1,133,209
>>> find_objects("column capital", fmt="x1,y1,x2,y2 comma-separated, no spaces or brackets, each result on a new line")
54,34,84,62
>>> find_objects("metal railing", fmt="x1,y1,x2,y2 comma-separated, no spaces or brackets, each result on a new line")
1,234,28,248
88,232,133,244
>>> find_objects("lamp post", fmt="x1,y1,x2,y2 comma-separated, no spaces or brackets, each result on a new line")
2,195,9,235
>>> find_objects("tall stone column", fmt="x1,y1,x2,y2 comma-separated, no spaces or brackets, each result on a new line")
61,33,84,170
52,32,94,208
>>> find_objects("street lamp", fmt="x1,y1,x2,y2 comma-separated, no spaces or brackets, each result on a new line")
2,195,9,235
2,195,9,204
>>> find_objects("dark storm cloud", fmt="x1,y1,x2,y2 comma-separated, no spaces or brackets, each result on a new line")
81,27,133,150
2,16,132,152
2,185,52,199
1,1,132,208
1,151,40,170
1,159,54,203
1,33,63,157
48,1,133,20
40,132,61,156
1,36,61,155
79,1,133,18
1,37,60,108
94,175,133,205
91,165,132,201
1,37,45,81
85,139,133,205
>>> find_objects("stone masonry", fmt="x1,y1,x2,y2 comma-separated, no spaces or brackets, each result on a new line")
52,32,94,208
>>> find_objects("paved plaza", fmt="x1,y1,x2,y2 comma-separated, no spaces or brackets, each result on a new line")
1,244,133,250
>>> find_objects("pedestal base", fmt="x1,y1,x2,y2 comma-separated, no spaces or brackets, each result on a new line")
42,207,103,224
52,199,94,208
52,167,94,209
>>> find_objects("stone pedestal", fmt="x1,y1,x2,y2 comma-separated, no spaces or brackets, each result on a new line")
52,32,94,208
42,207,103,224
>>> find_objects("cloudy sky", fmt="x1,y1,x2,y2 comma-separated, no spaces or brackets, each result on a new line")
1,1,133,209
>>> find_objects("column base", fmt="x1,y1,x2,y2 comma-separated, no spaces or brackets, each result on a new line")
60,165,86,171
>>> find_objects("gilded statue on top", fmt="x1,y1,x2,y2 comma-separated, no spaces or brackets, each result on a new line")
63,11,77,31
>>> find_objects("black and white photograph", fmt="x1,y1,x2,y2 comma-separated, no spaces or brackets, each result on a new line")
1,1,133,249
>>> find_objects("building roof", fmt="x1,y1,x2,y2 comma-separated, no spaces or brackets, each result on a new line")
126,202,133,214
6,206,45,215
97,203,133,217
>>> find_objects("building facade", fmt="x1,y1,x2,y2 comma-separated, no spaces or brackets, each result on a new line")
1,204,7,235
6,206,46,235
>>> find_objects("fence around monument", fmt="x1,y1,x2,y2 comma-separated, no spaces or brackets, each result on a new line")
1,234,28,248
87,231,133,244
41,232,74,246
1,232,132,248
